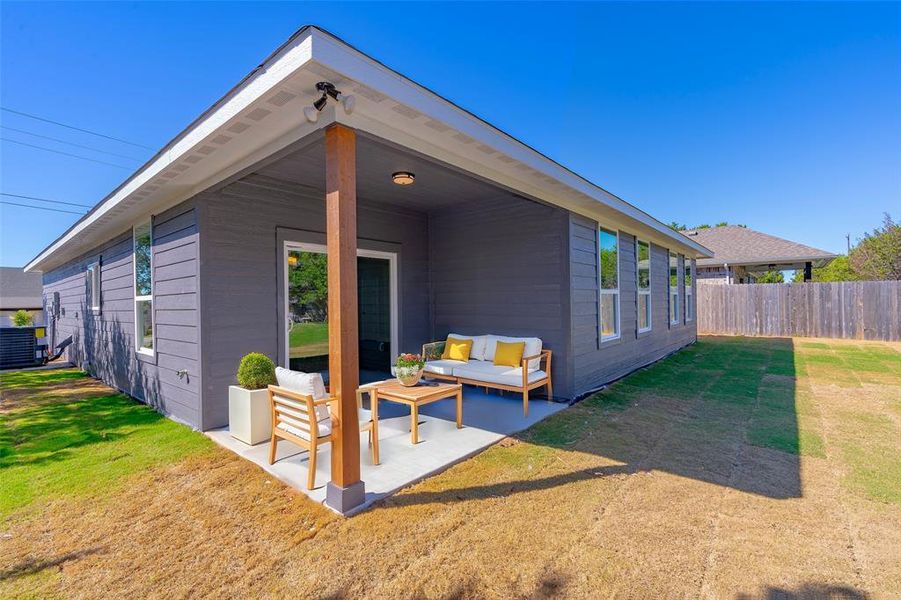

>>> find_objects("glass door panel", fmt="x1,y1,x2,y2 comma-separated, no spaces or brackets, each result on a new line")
358,256,391,372
287,249,330,372
286,246,394,376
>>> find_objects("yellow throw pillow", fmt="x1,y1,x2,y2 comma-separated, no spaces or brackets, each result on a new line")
493,340,525,367
442,336,473,361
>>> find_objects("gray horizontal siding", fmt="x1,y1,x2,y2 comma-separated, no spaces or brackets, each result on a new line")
429,195,571,397
570,214,696,395
197,174,430,430
41,200,202,427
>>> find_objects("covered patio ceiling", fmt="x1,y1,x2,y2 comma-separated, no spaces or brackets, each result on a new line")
253,131,526,213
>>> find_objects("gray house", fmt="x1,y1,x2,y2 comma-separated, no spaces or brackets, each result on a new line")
25,27,711,509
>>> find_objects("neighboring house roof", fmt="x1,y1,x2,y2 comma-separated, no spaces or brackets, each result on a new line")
0,267,43,310
25,25,712,273
686,226,837,268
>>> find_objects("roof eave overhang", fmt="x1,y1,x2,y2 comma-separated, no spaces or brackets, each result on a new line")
697,255,838,269
26,26,711,273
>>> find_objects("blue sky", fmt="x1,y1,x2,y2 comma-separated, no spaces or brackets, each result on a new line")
1,1,899,267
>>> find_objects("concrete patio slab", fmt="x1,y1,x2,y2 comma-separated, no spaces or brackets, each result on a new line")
206,385,566,514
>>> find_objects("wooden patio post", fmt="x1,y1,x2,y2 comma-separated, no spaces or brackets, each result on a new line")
324,123,364,513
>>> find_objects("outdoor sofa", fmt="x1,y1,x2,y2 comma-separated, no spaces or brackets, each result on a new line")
422,334,552,416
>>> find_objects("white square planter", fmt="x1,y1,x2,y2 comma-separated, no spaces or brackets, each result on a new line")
228,386,272,445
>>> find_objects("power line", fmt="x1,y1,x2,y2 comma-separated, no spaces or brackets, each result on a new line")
0,200,85,215
1,125,143,161
1,107,154,150
1,137,132,169
0,192,93,208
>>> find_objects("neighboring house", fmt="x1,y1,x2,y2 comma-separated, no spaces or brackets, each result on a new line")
685,226,836,284
0,267,44,327
25,27,712,510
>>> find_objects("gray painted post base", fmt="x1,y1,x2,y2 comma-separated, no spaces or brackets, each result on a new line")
325,480,365,515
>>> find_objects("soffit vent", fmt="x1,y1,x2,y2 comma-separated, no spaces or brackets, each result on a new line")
246,108,272,121
227,122,251,134
424,119,450,132
353,85,387,103
390,104,423,120
266,90,297,107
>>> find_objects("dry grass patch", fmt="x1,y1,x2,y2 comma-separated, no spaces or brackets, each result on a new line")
2,338,900,598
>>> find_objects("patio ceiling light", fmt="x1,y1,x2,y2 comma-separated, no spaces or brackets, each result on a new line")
392,171,415,185
303,81,356,123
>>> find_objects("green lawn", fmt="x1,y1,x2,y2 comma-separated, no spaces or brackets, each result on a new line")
0,369,213,519
288,321,329,357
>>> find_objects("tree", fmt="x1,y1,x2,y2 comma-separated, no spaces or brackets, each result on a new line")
849,213,901,280
756,270,784,283
288,252,328,321
11,309,33,326
668,222,686,231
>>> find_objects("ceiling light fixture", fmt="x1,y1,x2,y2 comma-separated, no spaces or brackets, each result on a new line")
392,171,415,185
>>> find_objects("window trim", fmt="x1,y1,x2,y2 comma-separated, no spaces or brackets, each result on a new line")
86,260,101,314
636,239,651,334
133,220,154,356
685,257,694,322
669,250,680,326
599,227,621,342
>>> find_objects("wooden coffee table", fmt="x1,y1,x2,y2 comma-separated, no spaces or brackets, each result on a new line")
372,380,463,444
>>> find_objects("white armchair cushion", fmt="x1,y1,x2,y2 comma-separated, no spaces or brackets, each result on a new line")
275,367,330,422
447,333,488,361
278,418,331,441
483,335,543,371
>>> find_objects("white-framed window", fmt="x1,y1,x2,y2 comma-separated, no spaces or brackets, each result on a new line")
86,260,101,314
669,251,679,325
685,257,694,322
636,239,651,332
599,227,620,341
133,220,154,355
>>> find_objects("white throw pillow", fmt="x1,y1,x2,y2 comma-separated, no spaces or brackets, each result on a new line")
275,367,330,422
447,333,488,361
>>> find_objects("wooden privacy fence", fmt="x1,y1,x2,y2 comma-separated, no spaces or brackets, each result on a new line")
697,281,901,341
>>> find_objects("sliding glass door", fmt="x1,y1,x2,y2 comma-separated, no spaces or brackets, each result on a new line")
284,243,396,375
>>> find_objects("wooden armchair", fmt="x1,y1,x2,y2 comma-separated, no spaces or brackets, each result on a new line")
267,384,379,490
519,350,553,416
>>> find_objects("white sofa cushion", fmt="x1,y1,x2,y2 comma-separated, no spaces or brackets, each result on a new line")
447,333,488,361
453,360,548,387
278,418,331,441
424,358,466,376
275,367,330,422
483,335,543,371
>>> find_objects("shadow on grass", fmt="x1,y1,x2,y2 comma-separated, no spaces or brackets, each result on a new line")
391,336,806,507
1,393,169,469
0,548,104,581
739,582,869,599
0,370,86,390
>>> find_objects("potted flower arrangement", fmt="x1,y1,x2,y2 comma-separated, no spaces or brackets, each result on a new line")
393,353,425,387
228,352,276,445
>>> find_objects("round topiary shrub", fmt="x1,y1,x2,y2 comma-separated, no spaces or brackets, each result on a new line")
236,352,276,390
